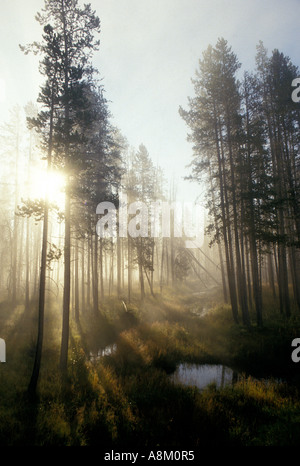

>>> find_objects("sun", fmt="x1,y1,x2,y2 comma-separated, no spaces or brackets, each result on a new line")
28,167,66,208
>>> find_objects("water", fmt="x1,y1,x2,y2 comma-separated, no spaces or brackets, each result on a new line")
170,363,237,390
89,344,237,391
89,343,117,362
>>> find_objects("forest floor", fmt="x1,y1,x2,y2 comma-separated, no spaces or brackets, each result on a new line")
1,282,300,447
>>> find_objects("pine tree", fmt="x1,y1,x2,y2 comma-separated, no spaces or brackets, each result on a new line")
20,23,61,397
127,144,156,299
255,42,300,316
21,0,101,384
180,39,244,323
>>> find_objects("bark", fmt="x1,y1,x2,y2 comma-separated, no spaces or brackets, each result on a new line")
214,110,239,323
81,240,85,311
99,237,104,300
60,177,71,376
138,238,145,300
127,236,132,303
92,233,99,314
60,0,72,378
74,238,79,323
28,85,54,397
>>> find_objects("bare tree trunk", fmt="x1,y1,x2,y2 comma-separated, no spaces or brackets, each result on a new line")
150,241,154,291
117,235,121,297
99,237,104,300
289,245,300,311
92,234,99,314
28,92,54,397
60,177,71,376
74,238,79,323
28,200,49,397
214,112,239,323
60,0,72,380
87,235,91,310
81,239,85,311
139,238,145,299
226,124,250,326
11,120,20,307
127,236,132,303
25,217,31,312
108,240,114,296
160,239,165,293
209,167,228,303
268,252,276,299
144,265,154,297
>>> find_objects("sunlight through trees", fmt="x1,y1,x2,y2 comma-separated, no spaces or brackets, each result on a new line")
0,0,299,448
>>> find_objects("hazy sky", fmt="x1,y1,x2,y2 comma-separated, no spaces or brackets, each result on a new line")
0,0,299,202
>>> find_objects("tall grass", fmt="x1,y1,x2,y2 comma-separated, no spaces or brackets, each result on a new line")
0,286,300,446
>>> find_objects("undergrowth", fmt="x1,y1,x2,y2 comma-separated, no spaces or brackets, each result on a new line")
0,287,300,446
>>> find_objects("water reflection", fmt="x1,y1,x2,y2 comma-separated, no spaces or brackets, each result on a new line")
170,363,238,390
90,343,117,362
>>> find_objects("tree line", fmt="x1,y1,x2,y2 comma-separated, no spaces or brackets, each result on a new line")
1,0,213,397
0,0,299,398
180,38,300,327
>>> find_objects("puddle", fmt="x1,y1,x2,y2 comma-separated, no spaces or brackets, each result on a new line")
90,343,117,362
189,307,208,317
170,363,238,390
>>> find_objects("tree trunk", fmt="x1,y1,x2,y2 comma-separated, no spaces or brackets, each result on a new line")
139,238,145,299
28,90,54,397
117,235,121,297
74,238,79,323
92,233,99,314
60,0,72,379
60,178,71,377
214,112,239,323
81,239,85,311
28,201,49,398
127,236,132,303
99,237,104,300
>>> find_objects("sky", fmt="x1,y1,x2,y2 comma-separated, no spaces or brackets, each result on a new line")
0,0,299,204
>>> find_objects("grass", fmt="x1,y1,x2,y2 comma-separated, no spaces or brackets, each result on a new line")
0,286,300,446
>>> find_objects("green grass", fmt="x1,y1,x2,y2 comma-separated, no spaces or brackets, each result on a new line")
0,287,300,446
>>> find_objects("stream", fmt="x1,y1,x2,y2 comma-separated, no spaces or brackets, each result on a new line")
89,343,117,362
89,343,240,390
